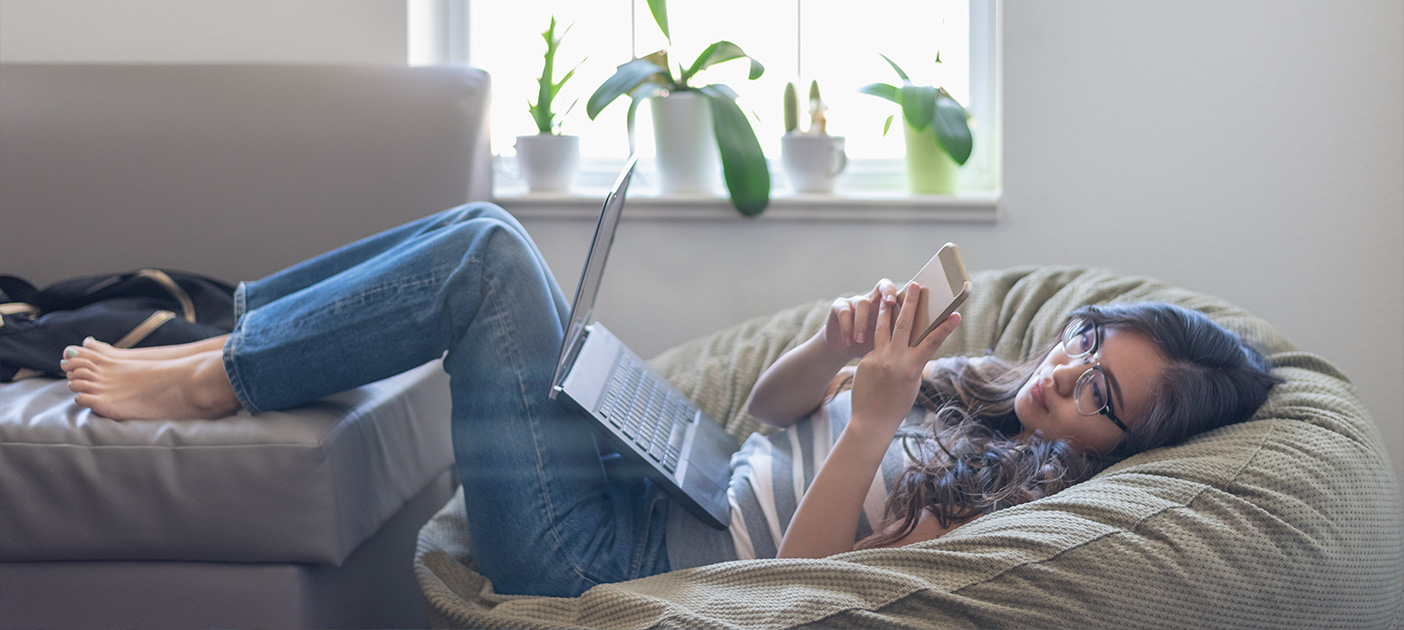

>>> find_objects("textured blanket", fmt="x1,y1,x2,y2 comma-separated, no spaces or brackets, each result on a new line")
415,266,1404,629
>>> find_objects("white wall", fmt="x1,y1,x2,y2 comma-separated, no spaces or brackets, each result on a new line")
0,0,406,64
3,0,1400,500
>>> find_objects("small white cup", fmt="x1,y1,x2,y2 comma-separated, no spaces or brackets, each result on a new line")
781,135,847,194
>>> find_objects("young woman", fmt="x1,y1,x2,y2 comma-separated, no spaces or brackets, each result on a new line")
56,203,1279,597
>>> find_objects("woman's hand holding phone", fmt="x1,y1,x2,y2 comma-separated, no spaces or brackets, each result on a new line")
849,281,961,434
822,278,900,360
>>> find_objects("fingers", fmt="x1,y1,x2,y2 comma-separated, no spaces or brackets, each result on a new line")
891,281,921,340
865,279,900,344
830,299,853,345
873,286,897,347
851,297,871,344
919,311,962,353
831,279,901,351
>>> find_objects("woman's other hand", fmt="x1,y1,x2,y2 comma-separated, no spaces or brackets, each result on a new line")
849,281,961,434
823,278,899,360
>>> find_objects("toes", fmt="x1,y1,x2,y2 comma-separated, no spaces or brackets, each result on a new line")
62,356,97,374
68,378,100,394
69,367,97,381
82,337,115,354
73,392,106,415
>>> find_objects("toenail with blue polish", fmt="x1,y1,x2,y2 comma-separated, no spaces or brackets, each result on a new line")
65,347,79,358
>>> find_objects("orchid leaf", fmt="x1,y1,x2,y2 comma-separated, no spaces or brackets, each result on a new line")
900,84,937,132
587,58,665,119
705,83,738,100
681,41,763,85
932,94,973,165
858,82,900,105
698,85,770,216
647,0,670,42
880,53,910,83
642,49,676,85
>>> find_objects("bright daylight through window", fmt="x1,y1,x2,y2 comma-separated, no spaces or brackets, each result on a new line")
410,0,999,201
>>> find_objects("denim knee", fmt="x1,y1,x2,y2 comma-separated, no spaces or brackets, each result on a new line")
435,202,519,232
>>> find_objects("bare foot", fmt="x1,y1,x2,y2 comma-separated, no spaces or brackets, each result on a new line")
62,346,241,420
79,335,230,361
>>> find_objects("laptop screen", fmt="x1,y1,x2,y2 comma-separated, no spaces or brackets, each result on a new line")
549,157,637,397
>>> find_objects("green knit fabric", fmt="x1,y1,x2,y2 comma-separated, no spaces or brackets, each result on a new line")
415,266,1404,629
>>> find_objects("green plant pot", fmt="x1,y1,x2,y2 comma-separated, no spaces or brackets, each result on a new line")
902,120,959,195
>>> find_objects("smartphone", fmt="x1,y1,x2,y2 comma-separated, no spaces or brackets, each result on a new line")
902,243,971,347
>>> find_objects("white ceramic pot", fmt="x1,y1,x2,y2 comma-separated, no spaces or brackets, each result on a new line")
515,134,580,192
650,92,720,194
780,135,847,193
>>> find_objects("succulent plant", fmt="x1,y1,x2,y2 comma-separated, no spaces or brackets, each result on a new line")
783,82,799,134
807,80,828,136
784,80,828,136
528,17,580,135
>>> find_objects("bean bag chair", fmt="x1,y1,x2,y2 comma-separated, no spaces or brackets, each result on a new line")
414,266,1404,629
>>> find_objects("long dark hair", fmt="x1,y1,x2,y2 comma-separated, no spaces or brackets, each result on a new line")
852,301,1280,549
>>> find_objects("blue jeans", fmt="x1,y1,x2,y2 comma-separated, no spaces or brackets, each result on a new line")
222,203,671,597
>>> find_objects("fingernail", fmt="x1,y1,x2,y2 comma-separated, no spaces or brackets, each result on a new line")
65,347,79,359
84,336,95,344
60,359,68,366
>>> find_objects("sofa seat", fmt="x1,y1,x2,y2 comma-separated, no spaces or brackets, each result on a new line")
0,361,455,628
0,360,451,565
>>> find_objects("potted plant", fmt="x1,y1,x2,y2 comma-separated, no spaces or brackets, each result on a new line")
859,54,973,195
516,17,581,193
781,80,847,194
586,0,770,216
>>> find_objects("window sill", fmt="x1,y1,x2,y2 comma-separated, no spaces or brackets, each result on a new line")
493,189,1001,222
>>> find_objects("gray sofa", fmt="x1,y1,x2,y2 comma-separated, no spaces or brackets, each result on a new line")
0,64,490,629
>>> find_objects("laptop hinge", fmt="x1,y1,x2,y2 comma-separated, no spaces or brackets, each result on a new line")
550,320,591,399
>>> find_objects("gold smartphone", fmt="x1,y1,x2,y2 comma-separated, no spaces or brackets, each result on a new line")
903,243,972,347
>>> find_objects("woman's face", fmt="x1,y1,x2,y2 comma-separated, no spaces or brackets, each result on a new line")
1014,325,1168,454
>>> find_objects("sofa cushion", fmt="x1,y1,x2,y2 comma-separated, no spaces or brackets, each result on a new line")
0,360,452,565
415,265,1404,629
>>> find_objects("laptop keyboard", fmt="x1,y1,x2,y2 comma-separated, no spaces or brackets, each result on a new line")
597,355,695,473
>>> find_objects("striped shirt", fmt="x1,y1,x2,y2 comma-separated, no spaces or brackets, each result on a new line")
666,390,932,569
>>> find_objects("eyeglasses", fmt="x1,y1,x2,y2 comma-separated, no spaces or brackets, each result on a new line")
1061,317,1131,434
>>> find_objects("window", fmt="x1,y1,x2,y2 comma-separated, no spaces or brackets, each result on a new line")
410,0,1000,199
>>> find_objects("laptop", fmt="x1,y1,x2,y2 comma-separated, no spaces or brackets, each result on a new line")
549,157,739,530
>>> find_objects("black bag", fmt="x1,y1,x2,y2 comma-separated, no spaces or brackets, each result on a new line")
0,269,237,382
